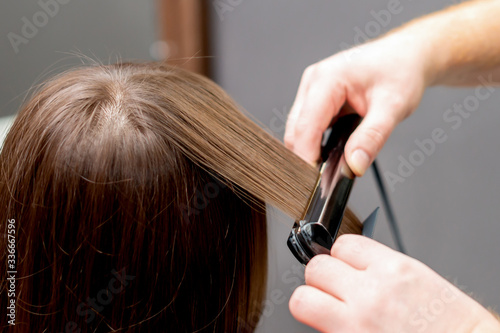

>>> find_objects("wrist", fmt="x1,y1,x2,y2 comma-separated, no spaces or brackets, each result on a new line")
378,27,433,90
386,22,443,88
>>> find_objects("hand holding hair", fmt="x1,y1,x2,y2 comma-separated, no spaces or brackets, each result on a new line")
285,0,500,176
289,235,500,333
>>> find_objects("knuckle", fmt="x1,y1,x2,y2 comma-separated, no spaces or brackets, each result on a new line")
304,254,328,282
298,122,324,145
361,126,387,151
289,285,311,313
385,256,412,276
375,93,406,124
284,132,294,148
303,65,317,80
333,234,365,256
386,95,407,116
294,117,308,133
333,233,353,248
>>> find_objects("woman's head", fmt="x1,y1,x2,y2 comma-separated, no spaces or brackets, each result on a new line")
0,62,362,332
0,63,271,332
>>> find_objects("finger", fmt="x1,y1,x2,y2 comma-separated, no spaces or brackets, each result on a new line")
304,254,360,301
285,66,314,151
291,80,346,164
289,285,348,333
331,234,396,270
344,99,399,176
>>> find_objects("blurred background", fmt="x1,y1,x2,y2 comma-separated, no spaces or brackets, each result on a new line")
2,0,500,331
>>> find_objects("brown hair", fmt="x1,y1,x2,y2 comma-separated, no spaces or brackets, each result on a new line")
0,62,361,332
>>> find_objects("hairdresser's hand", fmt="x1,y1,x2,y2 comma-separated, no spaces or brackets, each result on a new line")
289,235,500,333
285,34,429,176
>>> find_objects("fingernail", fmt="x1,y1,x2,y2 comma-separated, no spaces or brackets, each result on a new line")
350,149,370,176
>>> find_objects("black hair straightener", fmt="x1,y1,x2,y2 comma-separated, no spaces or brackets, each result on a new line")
287,113,405,265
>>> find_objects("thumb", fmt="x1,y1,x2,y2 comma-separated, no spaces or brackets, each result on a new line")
345,102,399,176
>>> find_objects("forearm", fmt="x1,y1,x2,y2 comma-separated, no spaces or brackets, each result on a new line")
387,0,500,87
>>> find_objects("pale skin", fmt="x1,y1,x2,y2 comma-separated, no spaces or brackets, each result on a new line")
286,0,500,331
284,0,500,175
289,235,500,333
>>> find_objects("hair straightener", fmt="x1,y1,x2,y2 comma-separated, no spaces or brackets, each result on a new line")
287,113,405,265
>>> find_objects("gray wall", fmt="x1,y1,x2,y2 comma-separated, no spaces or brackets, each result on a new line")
210,0,500,332
1,0,157,118
2,1,500,332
